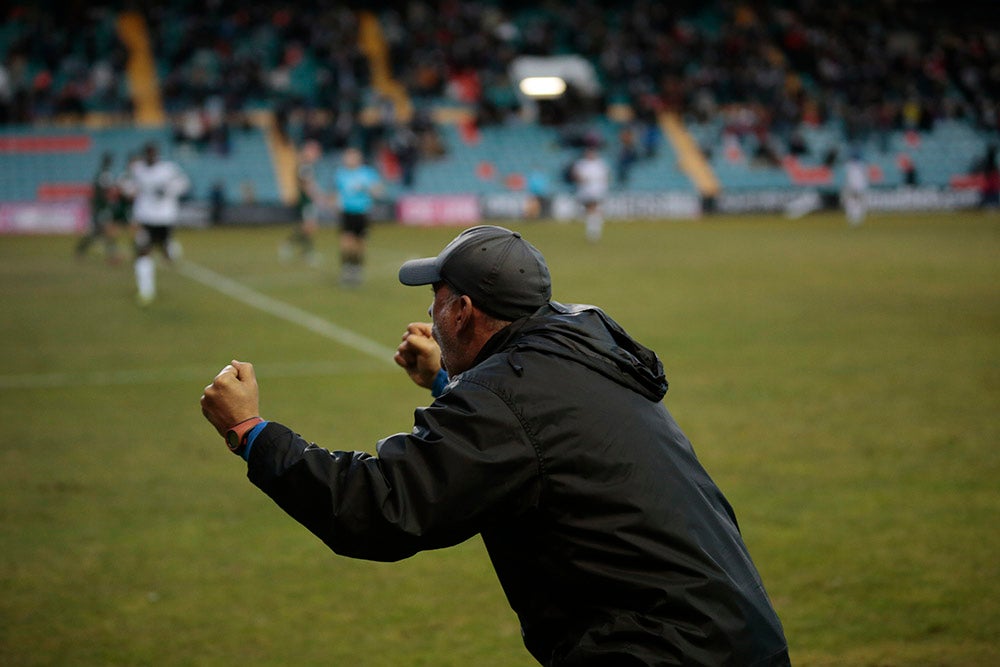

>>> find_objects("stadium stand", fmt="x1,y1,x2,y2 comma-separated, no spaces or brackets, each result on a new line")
0,124,277,203
1,1,997,210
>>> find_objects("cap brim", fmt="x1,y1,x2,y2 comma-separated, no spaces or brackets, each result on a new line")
398,257,442,286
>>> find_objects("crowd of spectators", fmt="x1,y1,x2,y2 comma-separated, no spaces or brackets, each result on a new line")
147,2,368,116
3,1,997,172
377,0,999,158
1,3,131,124
146,1,378,160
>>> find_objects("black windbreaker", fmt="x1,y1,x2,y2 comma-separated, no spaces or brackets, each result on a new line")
246,302,790,666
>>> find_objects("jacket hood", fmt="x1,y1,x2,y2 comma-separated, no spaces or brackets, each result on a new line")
491,301,668,402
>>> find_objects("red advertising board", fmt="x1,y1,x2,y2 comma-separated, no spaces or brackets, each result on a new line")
0,136,92,153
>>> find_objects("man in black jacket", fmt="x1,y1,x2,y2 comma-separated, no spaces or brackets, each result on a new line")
201,225,789,666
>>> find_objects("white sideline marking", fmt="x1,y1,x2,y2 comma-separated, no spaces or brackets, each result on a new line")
0,360,389,390
176,260,397,365
1,261,400,390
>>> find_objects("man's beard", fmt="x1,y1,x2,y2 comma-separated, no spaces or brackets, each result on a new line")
432,323,456,374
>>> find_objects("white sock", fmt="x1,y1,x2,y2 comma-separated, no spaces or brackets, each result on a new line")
585,213,603,241
847,202,865,225
135,255,156,299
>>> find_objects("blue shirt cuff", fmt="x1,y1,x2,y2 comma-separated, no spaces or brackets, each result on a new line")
431,369,449,397
241,420,269,461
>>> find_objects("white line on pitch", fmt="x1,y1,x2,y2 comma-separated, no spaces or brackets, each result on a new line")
175,260,397,365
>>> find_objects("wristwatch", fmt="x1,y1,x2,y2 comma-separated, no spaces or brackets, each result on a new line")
225,416,264,454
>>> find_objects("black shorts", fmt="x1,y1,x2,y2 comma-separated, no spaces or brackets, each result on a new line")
341,211,370,238
135,224,172,252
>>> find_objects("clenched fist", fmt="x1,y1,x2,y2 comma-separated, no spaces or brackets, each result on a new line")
393,322,442,389
201,360,261,436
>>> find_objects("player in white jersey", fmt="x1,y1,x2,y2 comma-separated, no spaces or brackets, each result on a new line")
842,152,868,227
572,145,610,242
122,142,190,305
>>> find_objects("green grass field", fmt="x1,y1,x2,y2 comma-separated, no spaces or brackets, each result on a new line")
2,211,998,666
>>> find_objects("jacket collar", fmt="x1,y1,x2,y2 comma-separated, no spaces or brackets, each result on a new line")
468,308,540,368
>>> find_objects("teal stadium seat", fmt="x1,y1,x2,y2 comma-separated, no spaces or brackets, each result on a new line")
0,126,279,203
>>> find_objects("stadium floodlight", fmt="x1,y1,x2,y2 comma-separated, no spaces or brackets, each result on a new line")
518,76,567,98
509,56,600,121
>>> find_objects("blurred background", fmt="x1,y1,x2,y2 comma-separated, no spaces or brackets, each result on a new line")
1,0,998,228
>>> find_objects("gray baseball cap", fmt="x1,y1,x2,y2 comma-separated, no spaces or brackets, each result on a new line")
398,225,551,320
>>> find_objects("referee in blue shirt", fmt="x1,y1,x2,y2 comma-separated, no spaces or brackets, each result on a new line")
333,147,383,286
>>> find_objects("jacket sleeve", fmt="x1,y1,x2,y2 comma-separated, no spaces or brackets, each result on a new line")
245,378,543,562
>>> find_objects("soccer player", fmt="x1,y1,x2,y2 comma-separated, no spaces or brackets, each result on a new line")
280,140,323,265
572,143,610,242
122,142,190,305
75,151,121,263
332,147,382,286
842,151,869,227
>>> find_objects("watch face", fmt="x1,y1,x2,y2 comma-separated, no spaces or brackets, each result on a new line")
224,417,261,453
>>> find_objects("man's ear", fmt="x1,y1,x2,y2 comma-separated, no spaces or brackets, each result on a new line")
455,295,477,333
